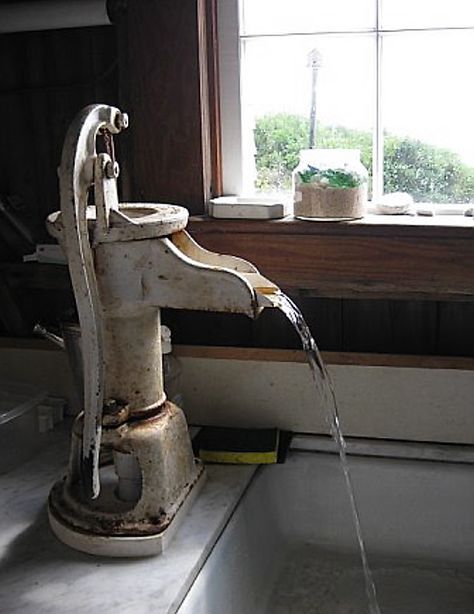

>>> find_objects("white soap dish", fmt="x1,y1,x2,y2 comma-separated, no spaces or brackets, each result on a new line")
208,196,289,219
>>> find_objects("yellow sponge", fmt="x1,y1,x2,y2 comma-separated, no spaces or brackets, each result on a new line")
193,427,290,465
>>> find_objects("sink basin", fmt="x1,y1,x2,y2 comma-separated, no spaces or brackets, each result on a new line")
178,449,474,613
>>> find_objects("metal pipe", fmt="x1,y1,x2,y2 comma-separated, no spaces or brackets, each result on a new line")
0,1,111,34
33,323,65,350
307,49,322,149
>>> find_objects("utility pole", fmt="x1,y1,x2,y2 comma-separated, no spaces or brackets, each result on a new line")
308,48,323,149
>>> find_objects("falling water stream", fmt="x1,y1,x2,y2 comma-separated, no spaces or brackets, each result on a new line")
276,292,382,614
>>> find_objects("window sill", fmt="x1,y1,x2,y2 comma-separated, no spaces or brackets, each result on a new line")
188,214,474,300
190,212,473,237
1,215,472,304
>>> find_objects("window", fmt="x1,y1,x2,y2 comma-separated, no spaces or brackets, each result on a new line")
218,0,474,206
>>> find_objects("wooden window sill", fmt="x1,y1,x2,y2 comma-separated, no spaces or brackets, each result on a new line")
187,214,474,301
1,215,472,302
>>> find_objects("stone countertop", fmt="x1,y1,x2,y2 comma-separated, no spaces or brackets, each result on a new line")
0,424,255,614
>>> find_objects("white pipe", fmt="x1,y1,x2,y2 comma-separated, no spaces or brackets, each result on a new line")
0,1,111,34
292,434,474,464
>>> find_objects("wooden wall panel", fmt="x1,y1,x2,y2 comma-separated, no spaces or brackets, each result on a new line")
161,295,473,358
436,302,474,356
188,217,474,300
299,296,343,351
0,26,118,244
117,0,211,213
341,299,438,354
162,309,253,348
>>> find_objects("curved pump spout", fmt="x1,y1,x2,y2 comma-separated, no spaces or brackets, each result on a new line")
171,230,280,312
94,227,279,318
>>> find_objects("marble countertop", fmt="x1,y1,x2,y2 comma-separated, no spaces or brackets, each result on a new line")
0,424,255,614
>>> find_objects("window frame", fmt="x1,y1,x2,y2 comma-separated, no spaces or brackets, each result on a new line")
217,0,474,204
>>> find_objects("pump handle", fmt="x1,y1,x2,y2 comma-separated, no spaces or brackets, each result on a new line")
59,104,127,499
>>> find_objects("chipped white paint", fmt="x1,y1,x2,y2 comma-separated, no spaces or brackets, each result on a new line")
55,104,126,499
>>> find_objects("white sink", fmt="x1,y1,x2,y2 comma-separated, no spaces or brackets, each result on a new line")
179,450,474,613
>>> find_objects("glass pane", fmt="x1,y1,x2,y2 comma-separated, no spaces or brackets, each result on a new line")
382,31,474,204
240,0,376,36
381,0,474,30
240,35,374,195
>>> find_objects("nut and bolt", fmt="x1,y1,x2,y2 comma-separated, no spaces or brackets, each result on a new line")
102,398,130,427
104,160,120,179
114,112,129,131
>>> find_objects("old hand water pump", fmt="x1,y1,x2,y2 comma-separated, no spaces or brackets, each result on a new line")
46,104,278,557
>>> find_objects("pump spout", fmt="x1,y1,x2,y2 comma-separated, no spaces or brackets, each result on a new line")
171,230,281,311
94,228,280,319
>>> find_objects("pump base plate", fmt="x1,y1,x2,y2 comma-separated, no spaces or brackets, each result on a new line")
48,468,206,557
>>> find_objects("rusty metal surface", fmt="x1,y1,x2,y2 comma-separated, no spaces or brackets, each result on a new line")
50,402,203,537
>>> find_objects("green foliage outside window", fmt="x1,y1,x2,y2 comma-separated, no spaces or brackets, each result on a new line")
253,113,474,203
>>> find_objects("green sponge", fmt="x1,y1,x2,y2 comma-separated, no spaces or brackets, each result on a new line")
193,427,291,465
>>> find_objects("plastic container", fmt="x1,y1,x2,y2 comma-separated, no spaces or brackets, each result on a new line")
161,325,184,408
0,381,46,474
293,149,368,220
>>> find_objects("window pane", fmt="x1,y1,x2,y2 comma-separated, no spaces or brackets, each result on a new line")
240,35,374,195
381,0,474,30
383,31,474,204
240,0,376,36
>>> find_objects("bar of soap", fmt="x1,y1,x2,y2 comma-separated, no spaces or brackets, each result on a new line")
209,196,289,219
373,192,414,214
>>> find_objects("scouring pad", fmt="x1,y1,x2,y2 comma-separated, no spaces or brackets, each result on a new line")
193,427,291,464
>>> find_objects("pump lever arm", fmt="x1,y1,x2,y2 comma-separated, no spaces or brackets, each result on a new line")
59,104,127,499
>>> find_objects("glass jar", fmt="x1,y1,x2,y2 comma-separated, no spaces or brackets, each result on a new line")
293,149,368,220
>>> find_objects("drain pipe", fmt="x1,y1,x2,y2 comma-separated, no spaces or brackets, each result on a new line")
0,0,114,33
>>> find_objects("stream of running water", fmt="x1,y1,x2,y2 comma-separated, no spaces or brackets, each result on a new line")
276,292,381,614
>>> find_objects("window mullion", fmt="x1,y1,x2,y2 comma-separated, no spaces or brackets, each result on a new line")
373,0,384,200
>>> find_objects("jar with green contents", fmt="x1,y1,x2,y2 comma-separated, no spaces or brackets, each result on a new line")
293,149,368,220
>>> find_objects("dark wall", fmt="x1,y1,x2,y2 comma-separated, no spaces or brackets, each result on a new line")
0,25,118,246
163,296,474,357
